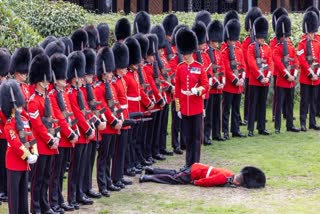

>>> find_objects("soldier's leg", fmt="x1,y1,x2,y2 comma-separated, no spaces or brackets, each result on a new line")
76,144,88,200
152,111,162,157
7,170,22,214
191,114,202,164
106,135,116,187
171,102,180,150
212,94,222,139
0,139,7,199
272,76,277,120
97,135,110,191
285,88,294,129
40,155,53,212
222,92,232,135
67,147,79,204
182,115,193,167
300,84,310,128
275,87,285,130
244,78,250,122
19,171,29,214
256,87,268,132
160,104,170,153
309,85,319,127
141,168,192,185
112,130,128,183
204,94,214,144
231,93,241,134
247,86,258,132
49,153,64,208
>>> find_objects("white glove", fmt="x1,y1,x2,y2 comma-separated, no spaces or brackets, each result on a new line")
203,109,206,118
177,111,182,119
191,87,198,96
27,154,38,164
208,78,213,86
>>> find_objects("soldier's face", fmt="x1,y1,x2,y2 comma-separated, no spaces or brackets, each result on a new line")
56,79,67,88
307,33,315,40
146,55,154,63
117,68,127,76
105,72,113,81
228,40,237,46
209,41,219,48
198,43,206,51
85,74,93,84
14,72,27,82
257,38,265,45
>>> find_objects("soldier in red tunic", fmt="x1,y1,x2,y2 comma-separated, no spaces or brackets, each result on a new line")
2,79,38,214
139,164,265,189
175,28,209,168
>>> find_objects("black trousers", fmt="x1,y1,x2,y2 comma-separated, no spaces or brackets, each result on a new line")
126,125,138,170
142,119,152,158
97,134,115,191
0,138,7,195
317,85,320,115
49,147,70,207
222,92,241,134
204,94,223,141
159,104,169,152
135,122,144,164
152,111,162,156
83,140,97,193
171,102,185,149
204,95,213,143
31,155,53,213
67,143,87,203
181,113,202,167
112,130,128,182
7,170,29,214
275,87,294,130
244,78,250,122
300,84,319,127
144,167,192,185
247,86,268,132
144,112,156,158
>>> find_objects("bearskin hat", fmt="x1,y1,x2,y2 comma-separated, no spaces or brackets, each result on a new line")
134,11,151,34
45,40,66,57
195,10,211,27
171,24,189,45
276,15,291,39
253,16,268,39
67,51,86,81
83,24,100,49
207,20,223,42
40,36,57,49
306,6,320,22
29,53,52,85
83,48,96,75
223,10,239,26
0,79,25,119
0,48,11,77
112,42,129,69
192,21,207,45
224,19,241,41
240,166,266,189
59,37,73,56
9,48,31,75
134,33,149,59
245,7,263,32
146,34,158,56
50,54,68,81
115,18,131,41
30,46,45,59
162,14,179,36
150,25,166,49
96,47,115,80
97,23,110,47
303,11,319,33
272,7,288,32
176,28,198,55
71,29,88,51
124,37,142,66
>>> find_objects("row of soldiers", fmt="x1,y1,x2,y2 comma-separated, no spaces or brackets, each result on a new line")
1,5,320,214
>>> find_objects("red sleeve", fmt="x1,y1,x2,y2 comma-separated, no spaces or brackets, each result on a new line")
273,46,287,77
297,41,310,72
199,65,209,96
140,87,152,108
222,50,238,84
145,66,163,102
247,44,263,81
175,65,181,101
94,86,117,126
193,173,228,187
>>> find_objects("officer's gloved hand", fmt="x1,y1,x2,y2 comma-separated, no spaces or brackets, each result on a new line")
191,87,199,96
27,154,38,164
203,109,206,118
177,111,182,119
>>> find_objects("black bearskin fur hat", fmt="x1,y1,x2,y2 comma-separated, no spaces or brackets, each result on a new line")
176,28,198,55
124,37,142,66
223,10,239,26
303,11,319,33
192,21,207,45
59,37,73,56
115,18,131,41
9,48,31,75
245,7,263,32
162,14,179,36
96,46,115,80
134,33,149,59
83,48,96,75
240,166,266,189
275,15,291,39
195,10,211,27
40,36,57,49
97,23,110,47
306,6,320,23
171,24,189,45
50,53,68,80
83,24,100,49
67,51,86,81
0,48,11,77
71,29,88,51
30,46,45,60
151,25,166,49
253,16,269,39
207,20,223,42
29,53,52,85
134,11,151,34
45,40,66,57
224,19,241,41
0,79,25,119
272,7,288,32
112,42,129,69
146,34,158,56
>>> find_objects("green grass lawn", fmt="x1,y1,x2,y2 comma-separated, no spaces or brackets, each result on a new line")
0,105,320,214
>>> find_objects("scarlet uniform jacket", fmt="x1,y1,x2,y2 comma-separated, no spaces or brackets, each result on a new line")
112,74,130,130
159,52,174,104
5,116,37,171
269,36,280,76
19,82,31,119
273,40,299,88
141,65,154,112
123,68,152,113
221,42,246,94
192,51,211,99
247,42,273,87
94,81,120,135
49,88,78,147
28,91,58,155
206,48,225,95
0,111,7,139
68,86,93,144
297,36,320,86
242,36,252,78
191,163,234,187
175,60,209,116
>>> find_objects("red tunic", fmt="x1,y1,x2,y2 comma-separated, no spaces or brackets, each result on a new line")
19,82,31,119
206,48,225,95
193,51,211,99
159,53,175,104
242,36,252,78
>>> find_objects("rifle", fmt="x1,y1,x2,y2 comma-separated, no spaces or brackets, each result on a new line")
155,49,174,82
52,71,78,126
225,27,243,76
208,47,222,74
137,64,153,96
253,25,270,79
249,19,255,44
195,50,203,64
10,87,36,149
85,79,106,120
164,40,174,61
41,74,61,137
305,23,320,76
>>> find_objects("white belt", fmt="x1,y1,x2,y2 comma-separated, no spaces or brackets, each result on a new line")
205,166,213,178
181,89,194,96
120,104,128,109
127,96,141,101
